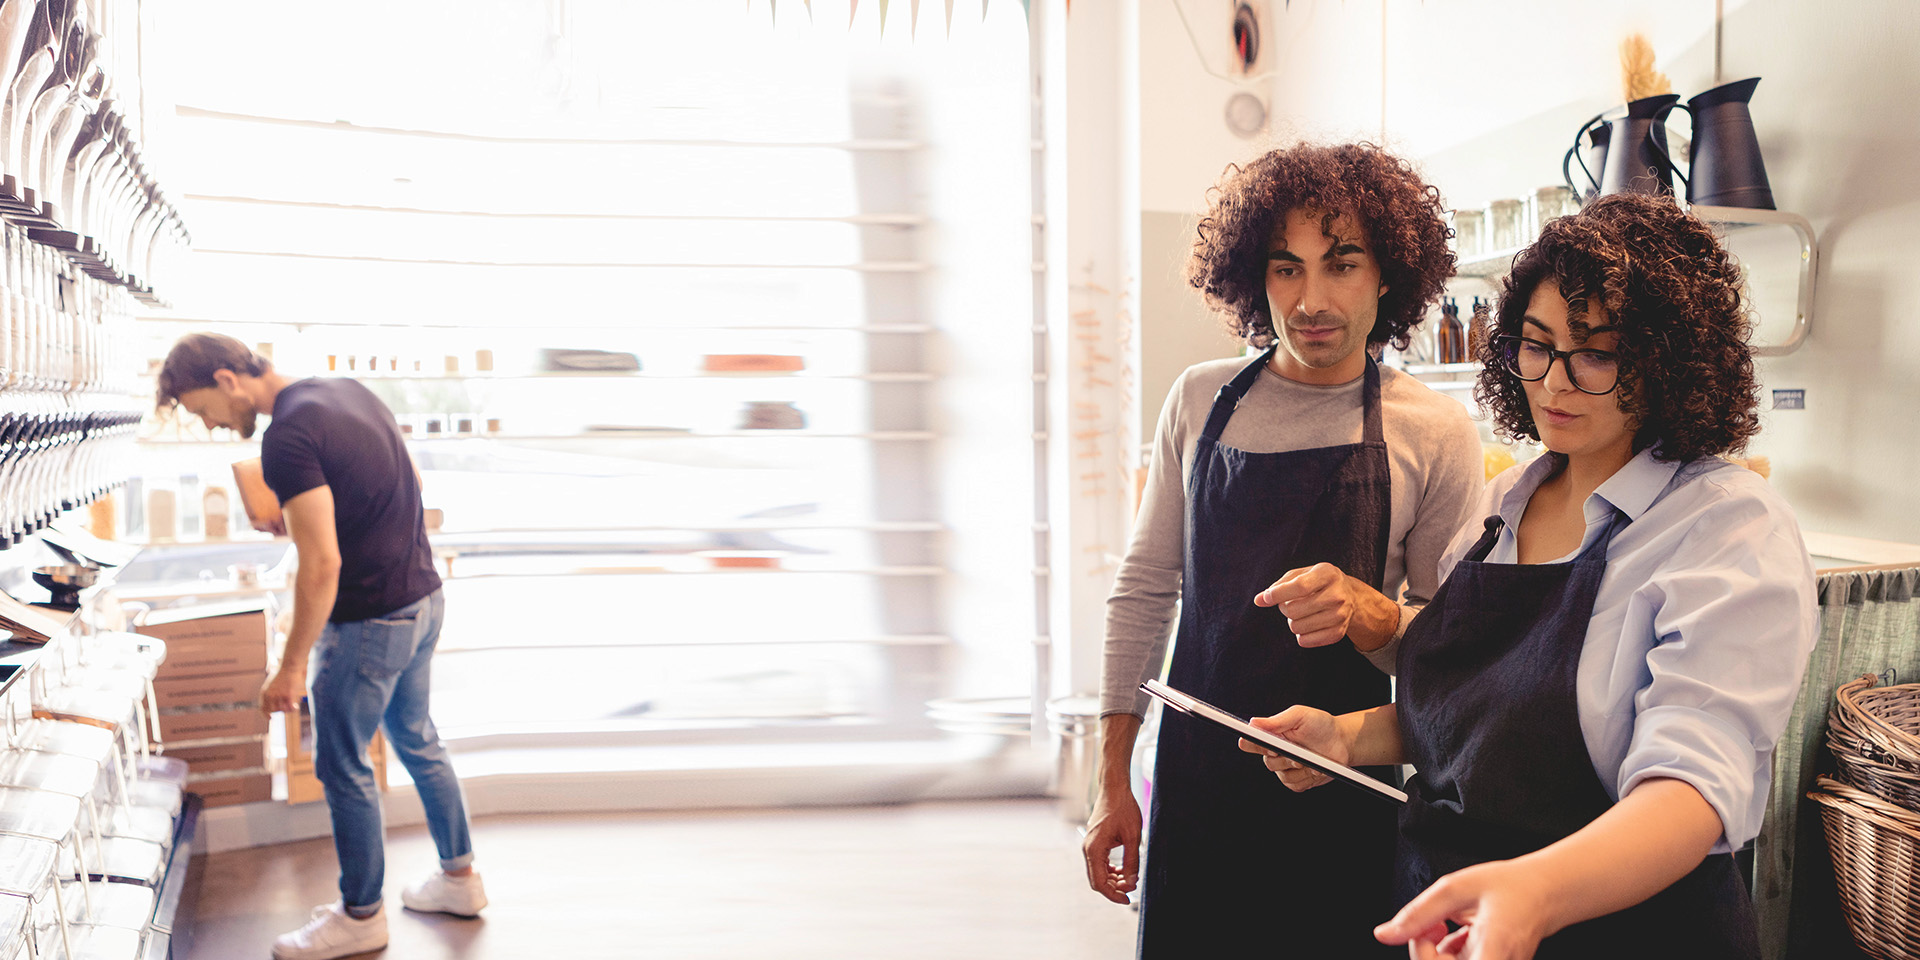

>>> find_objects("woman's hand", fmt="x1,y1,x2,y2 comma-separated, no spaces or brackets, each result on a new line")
1376,859,1556,960
1236,706,1349,792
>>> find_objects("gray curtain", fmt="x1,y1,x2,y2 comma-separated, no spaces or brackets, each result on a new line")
1753,565,1920,960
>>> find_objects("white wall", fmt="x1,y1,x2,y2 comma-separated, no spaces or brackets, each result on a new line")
1249,0,1920,545
1135,0,1289,439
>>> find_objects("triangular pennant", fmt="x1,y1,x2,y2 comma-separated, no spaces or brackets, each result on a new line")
803,0,813,22
1021,0,1031,20
944,0,955,34
910,0,922,34
982,0,990,20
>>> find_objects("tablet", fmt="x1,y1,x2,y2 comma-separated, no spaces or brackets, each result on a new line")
1140,679,1407,804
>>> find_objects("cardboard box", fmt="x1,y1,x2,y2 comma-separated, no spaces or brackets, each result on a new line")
157,707,268,744
231,458,283,533
137,600,271,679
153,672,263,711
164,738,267,774
188,772,272,808
285,701,387,804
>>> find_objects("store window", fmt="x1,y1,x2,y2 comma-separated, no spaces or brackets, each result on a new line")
126,2,1035,745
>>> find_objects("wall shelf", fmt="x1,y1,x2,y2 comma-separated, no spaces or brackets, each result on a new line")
1450,204,1817,357
137,431,938,446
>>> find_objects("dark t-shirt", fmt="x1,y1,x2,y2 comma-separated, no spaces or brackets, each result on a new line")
261,378,441,623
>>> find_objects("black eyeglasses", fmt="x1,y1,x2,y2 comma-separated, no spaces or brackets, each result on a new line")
1492,335,1620,395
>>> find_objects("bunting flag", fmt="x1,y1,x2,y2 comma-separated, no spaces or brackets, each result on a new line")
851,0,862,27
944,0,956,34
910,0,922,33
874,0,885,31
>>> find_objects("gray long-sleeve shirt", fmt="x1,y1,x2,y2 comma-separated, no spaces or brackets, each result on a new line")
1099,357,1485,718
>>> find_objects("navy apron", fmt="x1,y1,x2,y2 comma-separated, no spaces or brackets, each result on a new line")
1139,350,1400,958
1395,509,1759,959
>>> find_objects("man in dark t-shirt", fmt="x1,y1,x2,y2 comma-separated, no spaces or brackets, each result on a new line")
158,334,485,960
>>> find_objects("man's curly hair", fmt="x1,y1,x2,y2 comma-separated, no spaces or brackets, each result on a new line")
1475,192,1760,461
1188,142,1454,349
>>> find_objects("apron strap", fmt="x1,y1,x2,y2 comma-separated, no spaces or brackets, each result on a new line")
1361,355,1384,445
1465,516,1505,562
1470,504,1632,564
1200,349,1385,444
1200,348,1276,441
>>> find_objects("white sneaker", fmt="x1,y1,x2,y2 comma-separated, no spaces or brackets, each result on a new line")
271,902,388,960
401,869,488,917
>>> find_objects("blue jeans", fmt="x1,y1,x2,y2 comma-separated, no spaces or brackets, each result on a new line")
310,589,474,910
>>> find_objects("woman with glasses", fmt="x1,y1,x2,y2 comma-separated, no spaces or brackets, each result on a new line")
1238,193,1818,959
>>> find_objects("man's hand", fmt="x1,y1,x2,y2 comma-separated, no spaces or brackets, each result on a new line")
1081,784,1143,904
252,514,287,537
260,667,305,716
1254,563,1399,651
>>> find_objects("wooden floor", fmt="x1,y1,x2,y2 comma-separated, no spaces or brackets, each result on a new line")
187,799,1139,960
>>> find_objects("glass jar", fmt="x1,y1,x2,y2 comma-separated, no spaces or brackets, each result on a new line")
1530,185,1579,236
1487,198,1526,251
1451,208,1485,259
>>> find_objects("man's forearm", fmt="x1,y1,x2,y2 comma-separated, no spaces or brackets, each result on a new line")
1344,575,1402,652
282,565,341,672
1098,714,1144,789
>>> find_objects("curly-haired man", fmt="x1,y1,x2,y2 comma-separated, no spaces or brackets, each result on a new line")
1081,142,1483,957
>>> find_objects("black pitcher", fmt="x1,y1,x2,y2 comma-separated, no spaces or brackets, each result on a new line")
1597,93,1682,198
1562,118,1611,200
1682,77,1775,209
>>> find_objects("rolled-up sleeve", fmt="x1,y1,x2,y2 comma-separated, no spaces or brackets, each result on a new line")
1616,485,1818,851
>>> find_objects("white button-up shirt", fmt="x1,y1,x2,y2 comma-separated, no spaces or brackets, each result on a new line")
1434,448,1818,852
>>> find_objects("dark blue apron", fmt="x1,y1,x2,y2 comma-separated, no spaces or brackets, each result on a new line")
1396,508,1759,959
1139,350,1399,958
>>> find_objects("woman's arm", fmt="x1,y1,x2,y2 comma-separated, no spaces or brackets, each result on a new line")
1379,777,1722,958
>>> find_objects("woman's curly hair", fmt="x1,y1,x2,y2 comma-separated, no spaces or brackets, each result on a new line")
1188,142,1454,350
1475,192,1760,461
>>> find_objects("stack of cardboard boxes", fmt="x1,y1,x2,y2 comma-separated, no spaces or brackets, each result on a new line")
138,600,274,807
137,598,390,808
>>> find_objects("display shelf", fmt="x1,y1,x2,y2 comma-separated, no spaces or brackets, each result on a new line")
136,430,939,445
434,521,943,535
1455,247,1525,279
178,104,929,152
434,634,952,654
439,565,945,579
1399,362,1481,376
183,195,933,228
135,317,937,334
281,371,935,382
192,249,935,272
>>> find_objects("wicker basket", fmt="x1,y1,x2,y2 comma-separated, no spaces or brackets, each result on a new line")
1809,776,1920,960
1833,675,1920,771
1830,676,1920,809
